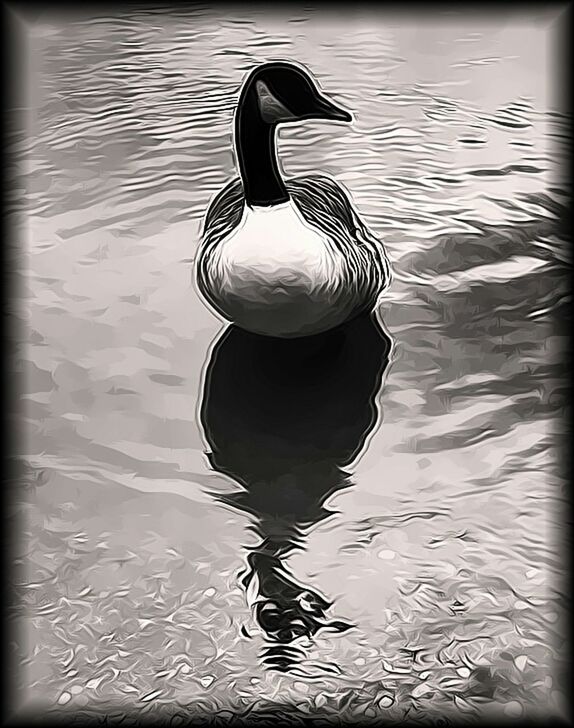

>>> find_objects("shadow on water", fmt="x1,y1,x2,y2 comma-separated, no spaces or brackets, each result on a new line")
200,312,392,672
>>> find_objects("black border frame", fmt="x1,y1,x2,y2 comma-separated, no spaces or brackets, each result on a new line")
2,2,572,726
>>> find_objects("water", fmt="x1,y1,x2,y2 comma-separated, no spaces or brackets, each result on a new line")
14,7,570,725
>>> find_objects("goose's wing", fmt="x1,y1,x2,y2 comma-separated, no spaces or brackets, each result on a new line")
288,174,392,301
196,179,244,311
201,178,244,248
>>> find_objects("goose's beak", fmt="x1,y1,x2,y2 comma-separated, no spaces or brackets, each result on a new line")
313,94,353,122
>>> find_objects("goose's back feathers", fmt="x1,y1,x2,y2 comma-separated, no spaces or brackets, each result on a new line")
197,175,391,337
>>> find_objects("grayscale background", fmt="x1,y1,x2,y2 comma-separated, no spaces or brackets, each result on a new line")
10,4,570,725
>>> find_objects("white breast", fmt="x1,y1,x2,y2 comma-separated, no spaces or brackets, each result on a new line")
215,201,336,292
203,201,352,337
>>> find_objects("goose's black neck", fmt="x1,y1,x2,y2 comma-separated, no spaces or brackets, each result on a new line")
235,90,289,208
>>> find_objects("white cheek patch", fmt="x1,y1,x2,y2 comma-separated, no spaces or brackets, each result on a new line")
255,79,296,123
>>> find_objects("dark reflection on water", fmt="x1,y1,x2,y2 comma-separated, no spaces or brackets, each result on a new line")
200,313,391,671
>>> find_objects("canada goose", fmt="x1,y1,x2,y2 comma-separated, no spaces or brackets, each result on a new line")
195,61,391,338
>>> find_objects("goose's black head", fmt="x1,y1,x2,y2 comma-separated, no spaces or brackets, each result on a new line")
238,61,353,126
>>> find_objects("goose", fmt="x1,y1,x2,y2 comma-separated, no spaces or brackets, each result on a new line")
195,60,391,338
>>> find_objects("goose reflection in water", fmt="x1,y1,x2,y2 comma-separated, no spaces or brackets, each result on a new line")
200,312,392,672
